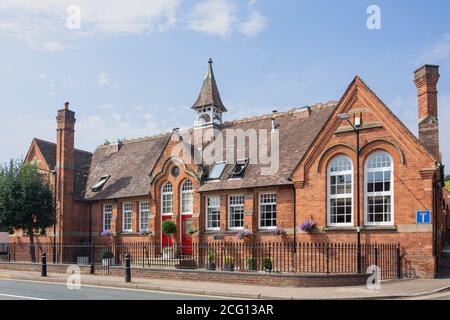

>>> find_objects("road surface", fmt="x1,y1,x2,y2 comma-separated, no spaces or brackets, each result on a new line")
0,278,225,300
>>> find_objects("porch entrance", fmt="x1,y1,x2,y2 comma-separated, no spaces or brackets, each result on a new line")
161,215,173,247
181,215,193,255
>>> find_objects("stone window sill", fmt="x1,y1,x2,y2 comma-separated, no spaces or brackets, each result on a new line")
119,232,141,235
323,226,397,232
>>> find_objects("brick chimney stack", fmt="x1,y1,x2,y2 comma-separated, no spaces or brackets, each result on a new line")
414,65,440,160
56,101,76,240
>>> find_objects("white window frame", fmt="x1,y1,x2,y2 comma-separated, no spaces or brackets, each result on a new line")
161,182,173,216
103,204,112,231
259,192,277,230
364,151,394,226
327,155,354,227
139,201,150,232
122,202,133,232
206,196,221,231
228,194,245,230
180,179,193,215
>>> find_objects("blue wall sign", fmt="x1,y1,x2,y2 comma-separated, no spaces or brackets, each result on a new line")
416,210,431,224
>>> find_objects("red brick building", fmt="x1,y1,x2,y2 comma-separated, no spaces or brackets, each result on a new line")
12,61,446,278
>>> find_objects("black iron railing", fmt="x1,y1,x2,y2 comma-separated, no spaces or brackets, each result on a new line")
0,241,401,279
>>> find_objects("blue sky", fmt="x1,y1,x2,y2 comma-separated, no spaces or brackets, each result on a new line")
0,0,449,167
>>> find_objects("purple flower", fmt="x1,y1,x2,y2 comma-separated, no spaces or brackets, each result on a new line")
100,230,111,237
236,230,253,240
271,227,287,236
299,219,316,232
213,233,224,241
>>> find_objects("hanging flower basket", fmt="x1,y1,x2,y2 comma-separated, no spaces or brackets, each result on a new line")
236,230,253,240
299,219,317,233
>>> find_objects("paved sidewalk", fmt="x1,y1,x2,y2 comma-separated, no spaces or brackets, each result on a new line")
0,269,449,300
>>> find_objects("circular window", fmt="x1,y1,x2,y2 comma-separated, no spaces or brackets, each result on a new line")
171,166,180,178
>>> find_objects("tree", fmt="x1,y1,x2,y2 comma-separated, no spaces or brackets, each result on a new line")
445,175,450,192
0,159,55,262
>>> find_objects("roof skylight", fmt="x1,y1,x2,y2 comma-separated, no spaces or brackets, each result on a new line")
91,175,110,192
208,162,226,180
228,159,249,179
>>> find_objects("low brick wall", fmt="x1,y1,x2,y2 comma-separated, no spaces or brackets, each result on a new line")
0,262,370,287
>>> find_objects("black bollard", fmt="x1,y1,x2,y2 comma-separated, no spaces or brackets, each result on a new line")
41,252,47,277
125,253,131,283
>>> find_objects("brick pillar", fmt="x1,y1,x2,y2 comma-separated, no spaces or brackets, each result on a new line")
111,202,120,237
56,102,75,244
133,201,140,233
220,194,227,231
414,65,440,160
244,192,254,231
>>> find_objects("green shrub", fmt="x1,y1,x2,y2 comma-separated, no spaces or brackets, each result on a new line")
263,258,273,271
245,257,257,271
224,256,234,265
207,251,216,263
161,219,176,236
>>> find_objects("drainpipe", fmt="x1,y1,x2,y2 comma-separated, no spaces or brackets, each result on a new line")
89,203,92,244
288,177,297,250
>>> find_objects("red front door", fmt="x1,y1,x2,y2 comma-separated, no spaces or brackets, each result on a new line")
161,216,173,247
181,215,193,255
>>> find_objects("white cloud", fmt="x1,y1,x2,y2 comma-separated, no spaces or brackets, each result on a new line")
238,10,267,36
77,109,161,145
97,72,120,88
188,0,237,38
98,104,116,110
419,34,450,72
36,73,56,96
188,0,267,38
0,0,179,49
44,40,66,52
425,34,450,61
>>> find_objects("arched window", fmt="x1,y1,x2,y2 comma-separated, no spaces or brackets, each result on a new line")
181,180,193,214
365,151,394,225
327,155,353,226
161,182,173,215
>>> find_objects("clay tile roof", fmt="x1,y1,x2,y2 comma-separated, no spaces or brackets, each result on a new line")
83,134,171,201
199,102,337,192
33,138,92,201
192,59,227,112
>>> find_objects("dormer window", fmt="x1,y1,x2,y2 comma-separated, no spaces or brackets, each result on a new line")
91,175,110,192
229,159,249,179
208,162,226,180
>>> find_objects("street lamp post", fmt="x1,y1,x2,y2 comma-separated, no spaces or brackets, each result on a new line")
39,168,57,264
339,113,362,274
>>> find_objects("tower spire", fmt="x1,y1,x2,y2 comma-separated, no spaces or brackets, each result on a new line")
192,58,227,112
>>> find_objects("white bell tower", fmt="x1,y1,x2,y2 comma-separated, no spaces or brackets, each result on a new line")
192,58,227,128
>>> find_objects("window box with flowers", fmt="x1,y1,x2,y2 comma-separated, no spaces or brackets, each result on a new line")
271,227,287,237
212,232,224,241
236,230,253,241
299,218,317,233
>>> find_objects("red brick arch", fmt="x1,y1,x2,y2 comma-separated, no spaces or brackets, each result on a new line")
359,139,405,166
316,144,356,174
